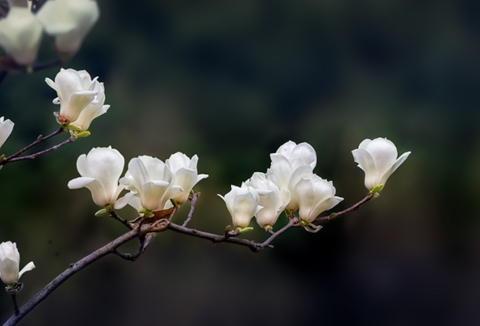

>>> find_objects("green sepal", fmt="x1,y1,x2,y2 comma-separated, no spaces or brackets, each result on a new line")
236,226,254,233
299,220,323,233
69,129,90,138
370,184,383,195
139,209,153,218
95,208,108,216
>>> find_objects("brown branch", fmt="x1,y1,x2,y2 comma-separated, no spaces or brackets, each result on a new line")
1,135,76,165
314,193,374,224
2,127,65,164
2,193,374,326
112,234,154,261
182,192,198,227
109,211,133,230
2,222,165,326
31,59,63,72
10,294,18,316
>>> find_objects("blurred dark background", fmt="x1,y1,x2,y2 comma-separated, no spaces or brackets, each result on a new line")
1,0,480,325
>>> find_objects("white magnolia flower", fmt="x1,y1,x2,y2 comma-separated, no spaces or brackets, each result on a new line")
117,156,183,213
218,183,262,229
352,138,411,191
294,174,343,223
0,3,43,65
166,152,209,205
37,0,99,54
0,241,35,286
245,172,290,229
68,146,125,207
0,116,14,149
45,68,100,123
267,140,317,212
273,140,317,169
69,81,109,131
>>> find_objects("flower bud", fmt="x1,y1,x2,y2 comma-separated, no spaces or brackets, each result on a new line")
0,241,35,286
218,183,262,229
116,156,183,214
352,138,411,191
166,152,208,205
45,68,100,123
37,0,99,55
0,4,43,65
68,146,125,207
0,117,14,149
293,174,343,223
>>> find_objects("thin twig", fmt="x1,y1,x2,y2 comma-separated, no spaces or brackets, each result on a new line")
182,193,198,227
314,193,374,224
2,127,65,163
1,135,76,165
31,59,63,72
112,234,154,261
109,211,133,230
10,294,18,316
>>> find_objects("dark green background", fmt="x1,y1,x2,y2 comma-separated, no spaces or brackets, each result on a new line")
1,0,480,325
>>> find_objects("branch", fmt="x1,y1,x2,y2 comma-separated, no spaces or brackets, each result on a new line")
2,194,373,325
1,135,75,166
182,192,199,227
1,127,65,164
31,59,63,72
2,222,166,326
112,234,154,261
109,211,133,230
314,193,374,224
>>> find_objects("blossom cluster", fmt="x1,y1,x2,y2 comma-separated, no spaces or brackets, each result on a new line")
0,0,99,66
218,141,343,231
68,147,208,217
219,139,410,232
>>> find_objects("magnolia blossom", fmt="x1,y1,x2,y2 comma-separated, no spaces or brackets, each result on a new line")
0,241,35,286
218,183,262,229
294,174,343,223
37,0,99,54
45,68,100,123
267,141,317,212
245,172,290,229
166,152,209,205
117,156,183,214
273,140,317,169
0,2,43,65
352,138,411,191
69,81,109,131
0,116,14,149
68,147,125,207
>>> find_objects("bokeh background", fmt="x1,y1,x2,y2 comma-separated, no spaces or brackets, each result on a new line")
1,0,480,325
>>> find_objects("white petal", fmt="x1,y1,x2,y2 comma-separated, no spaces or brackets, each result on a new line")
18,261,35,279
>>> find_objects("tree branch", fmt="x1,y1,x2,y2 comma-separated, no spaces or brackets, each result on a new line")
2,194,374,326
314,193,374,224
2,222,166,326
109,211,133,230
1,135,76,165
112,234,154,261
182,192,198,227
1,127,66,164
